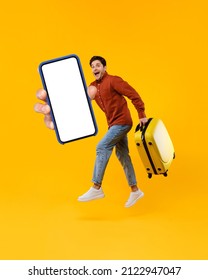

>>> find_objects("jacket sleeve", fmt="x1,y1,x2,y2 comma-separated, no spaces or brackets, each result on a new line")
111,76,146,119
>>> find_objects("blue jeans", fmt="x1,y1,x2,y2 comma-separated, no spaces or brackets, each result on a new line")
92,125,137,186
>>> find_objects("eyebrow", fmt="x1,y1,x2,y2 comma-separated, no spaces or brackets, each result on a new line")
91,62,101,67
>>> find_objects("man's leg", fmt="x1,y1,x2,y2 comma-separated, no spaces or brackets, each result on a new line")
92,125,133,186
78,125,132,202
115,135,144,207
115,135,137,187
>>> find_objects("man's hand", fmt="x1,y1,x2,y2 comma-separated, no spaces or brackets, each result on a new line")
34,89,54,130
140,117,148,126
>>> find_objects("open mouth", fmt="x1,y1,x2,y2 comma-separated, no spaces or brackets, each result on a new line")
94,71,100,77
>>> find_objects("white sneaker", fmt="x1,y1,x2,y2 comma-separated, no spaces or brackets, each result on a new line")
78,187,105,202
125,190,144,208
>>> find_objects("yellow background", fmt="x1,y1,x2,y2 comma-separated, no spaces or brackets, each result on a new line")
0,0,207,259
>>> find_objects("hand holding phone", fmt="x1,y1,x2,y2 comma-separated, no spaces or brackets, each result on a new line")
38,54,98,144
35,89,54,129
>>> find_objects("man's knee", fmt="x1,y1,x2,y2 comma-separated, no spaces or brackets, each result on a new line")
115,147,129,160
96,142,106,153
115,148,123,160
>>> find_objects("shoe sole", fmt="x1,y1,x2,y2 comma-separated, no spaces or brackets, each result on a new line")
125,192,144,208
78,194,105,202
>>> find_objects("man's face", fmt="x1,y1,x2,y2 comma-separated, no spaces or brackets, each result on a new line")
91,60,106,81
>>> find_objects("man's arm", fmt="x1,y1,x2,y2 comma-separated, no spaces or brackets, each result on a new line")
111,76,148,124
87,85,97,100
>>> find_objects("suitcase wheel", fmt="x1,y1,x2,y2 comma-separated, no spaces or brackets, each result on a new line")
163,172,168,177
148,173,152,179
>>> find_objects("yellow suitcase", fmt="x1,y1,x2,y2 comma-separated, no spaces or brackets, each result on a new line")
135,118,175,178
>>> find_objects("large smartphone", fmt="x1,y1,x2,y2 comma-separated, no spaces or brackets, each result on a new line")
39,54,97,144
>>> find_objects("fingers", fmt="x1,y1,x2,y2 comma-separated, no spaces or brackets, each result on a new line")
44,114,54,130
35,88,54,130
36,89,47,101
34,103,54,129
34,88,50,114
34,103,51,114
140,117,148,126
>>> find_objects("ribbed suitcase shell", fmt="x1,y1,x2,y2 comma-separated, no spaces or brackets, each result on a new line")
135,118,175,178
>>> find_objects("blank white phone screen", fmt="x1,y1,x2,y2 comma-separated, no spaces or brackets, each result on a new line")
41,57,96,143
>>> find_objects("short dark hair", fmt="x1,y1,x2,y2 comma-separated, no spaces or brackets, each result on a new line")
89,56,106,67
